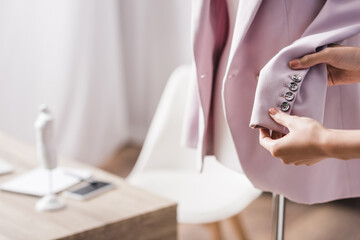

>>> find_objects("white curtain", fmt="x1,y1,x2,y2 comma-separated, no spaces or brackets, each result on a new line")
0,0,192,165
121,0,192,142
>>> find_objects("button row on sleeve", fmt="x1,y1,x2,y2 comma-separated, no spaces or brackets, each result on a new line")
280,74,302,112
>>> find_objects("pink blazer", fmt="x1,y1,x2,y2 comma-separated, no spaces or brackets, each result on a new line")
184,0,360,204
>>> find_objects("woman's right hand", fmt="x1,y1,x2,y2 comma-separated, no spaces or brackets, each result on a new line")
289,45,360,86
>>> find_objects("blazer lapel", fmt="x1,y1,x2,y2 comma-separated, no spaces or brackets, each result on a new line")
228,0,263,61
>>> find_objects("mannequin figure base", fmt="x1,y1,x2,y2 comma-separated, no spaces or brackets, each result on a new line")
36,194,66,212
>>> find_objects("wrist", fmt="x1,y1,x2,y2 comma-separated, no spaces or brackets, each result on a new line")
318,127,335,159
321,129,354,160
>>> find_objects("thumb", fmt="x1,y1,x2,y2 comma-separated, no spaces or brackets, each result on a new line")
289,49,332,69
269,108,293,128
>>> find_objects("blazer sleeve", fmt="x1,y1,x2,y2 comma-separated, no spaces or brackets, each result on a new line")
249,0,360,133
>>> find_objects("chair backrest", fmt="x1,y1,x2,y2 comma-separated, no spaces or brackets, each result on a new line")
128,65,198,179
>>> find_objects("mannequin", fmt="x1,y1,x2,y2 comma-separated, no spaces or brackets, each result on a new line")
34,104,65,211
35,105,58,170
213,0,243,173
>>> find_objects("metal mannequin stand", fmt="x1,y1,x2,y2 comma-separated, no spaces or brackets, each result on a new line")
271,194,286,240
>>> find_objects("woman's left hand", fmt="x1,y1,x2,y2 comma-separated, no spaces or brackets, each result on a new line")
259,108,329,166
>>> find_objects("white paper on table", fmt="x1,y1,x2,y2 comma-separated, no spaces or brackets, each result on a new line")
1,167,92,197
0,158,14,175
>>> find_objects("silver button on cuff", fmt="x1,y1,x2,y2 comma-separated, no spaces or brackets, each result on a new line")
291,74,302,82
284,92,295,101
279,74,300,112
281,102,290,112
289,82,298,91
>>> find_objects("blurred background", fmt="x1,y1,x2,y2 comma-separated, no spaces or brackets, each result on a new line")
0,0,192,166
3,2,360,239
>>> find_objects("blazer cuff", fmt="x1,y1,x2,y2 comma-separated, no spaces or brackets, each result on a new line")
250,56,312,134
250,54,329,133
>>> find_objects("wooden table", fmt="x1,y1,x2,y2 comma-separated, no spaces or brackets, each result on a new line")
0,132,177,240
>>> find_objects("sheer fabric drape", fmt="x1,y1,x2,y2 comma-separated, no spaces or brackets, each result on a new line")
0,0,191,165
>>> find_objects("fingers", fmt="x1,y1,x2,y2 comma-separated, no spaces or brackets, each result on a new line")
259,128,271,138
259,128,275,152
289,48,333,69
293,158,324,166
305,158,324,166
271,131,283,139
294,160,310,166
268,108,293,128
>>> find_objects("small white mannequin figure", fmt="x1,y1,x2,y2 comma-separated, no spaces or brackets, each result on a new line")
34,104,65,211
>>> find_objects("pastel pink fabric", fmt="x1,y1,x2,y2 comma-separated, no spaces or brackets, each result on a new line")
185,0,360,204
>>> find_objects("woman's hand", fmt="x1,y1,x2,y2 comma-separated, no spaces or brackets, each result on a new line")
259,108,330,166
260,45,360,166
289,45,360,86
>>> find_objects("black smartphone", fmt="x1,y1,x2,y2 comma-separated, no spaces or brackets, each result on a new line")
63,181,115,200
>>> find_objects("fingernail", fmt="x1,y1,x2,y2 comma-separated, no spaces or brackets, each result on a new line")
269,108,278,115
289,59,300,68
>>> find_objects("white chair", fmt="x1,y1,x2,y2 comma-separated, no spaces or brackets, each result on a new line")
127,65,262,240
